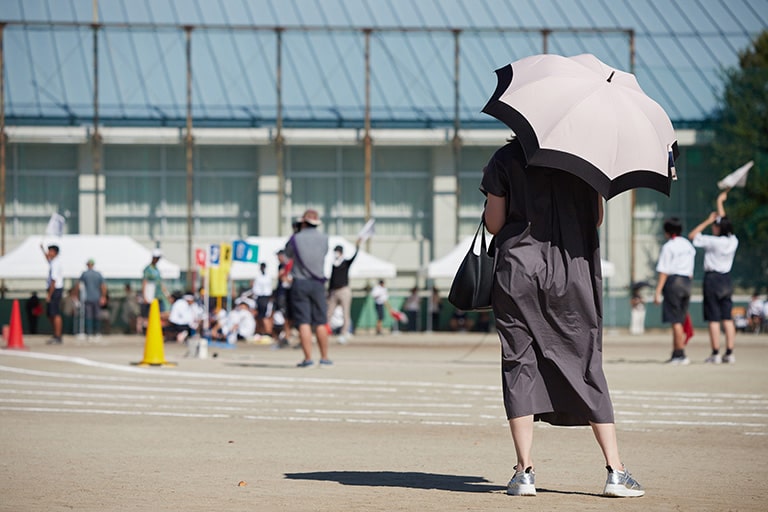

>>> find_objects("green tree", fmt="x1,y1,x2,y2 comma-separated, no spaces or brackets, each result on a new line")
711,30,768,290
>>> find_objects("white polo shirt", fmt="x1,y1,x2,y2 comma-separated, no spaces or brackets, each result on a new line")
168,299,194,326
251,272,273,297
692,233,738,273
656,236,696,277
47,256,64,290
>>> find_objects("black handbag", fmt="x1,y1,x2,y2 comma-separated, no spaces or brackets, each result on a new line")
448,219,495,311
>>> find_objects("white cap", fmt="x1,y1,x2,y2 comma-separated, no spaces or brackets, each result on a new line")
152,249,162,258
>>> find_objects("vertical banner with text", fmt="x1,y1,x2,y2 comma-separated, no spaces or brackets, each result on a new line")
209,243,232,297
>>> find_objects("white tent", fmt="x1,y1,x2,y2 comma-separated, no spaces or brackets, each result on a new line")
427,234,493,279
227,236,396,281
427,235,615,279
0,235,181,280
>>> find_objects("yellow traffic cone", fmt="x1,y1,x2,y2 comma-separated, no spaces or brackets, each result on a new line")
132,299,176,367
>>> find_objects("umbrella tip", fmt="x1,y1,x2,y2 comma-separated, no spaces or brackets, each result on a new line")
607,70,615,83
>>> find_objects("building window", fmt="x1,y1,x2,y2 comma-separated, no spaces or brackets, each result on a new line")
287,145,431,239
104,145,258,238
9,144,79,236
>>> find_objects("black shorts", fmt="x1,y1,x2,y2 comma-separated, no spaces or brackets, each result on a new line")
702,272,733,322
662,275,691,324
166,322,188,335
291,279,327,327
256,296,270,318
375,303,384,321
47,288,63,317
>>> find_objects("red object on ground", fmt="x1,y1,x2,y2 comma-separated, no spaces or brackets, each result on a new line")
5,299,28,350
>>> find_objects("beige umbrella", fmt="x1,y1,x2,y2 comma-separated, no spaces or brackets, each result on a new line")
482,53,678,199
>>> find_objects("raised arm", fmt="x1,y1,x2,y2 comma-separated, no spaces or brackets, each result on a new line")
688,212,718,240
716,190,728,218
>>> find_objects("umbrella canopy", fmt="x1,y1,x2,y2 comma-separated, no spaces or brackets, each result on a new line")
482,53,679,200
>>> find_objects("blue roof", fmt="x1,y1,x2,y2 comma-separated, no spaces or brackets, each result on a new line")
3,0,767,128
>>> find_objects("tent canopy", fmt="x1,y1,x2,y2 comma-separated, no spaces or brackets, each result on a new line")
427,235,615,279
227,236,396,281
427,234,493,280
0,235,181,280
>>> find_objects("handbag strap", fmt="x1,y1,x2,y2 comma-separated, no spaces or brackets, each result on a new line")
471,218,491,256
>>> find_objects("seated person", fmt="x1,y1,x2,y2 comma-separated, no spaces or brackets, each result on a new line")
747,293,764,333
216,297,257,344
165,293,197,342
209,307,228,340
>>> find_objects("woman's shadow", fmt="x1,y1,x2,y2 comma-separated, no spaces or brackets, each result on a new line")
285,471,504,493
284,471,597,496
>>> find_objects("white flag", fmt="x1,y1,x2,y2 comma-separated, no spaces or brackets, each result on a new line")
45,213,66,237
357,218,376,242
717,161,754,190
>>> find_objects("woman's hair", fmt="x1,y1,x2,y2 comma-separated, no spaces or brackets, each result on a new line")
715,216,734,236
663,217,683,236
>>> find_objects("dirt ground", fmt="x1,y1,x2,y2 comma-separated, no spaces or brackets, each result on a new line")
1,329,767,512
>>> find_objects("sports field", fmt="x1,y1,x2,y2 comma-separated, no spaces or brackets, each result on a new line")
1,330,766,511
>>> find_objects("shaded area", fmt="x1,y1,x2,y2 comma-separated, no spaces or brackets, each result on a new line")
284,471,505,493
604,358,665,365
223,362,299,370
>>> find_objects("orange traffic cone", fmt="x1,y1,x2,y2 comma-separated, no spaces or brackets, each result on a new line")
132,299,175,367
4,299,27,350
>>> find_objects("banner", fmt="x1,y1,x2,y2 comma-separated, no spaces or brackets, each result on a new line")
195,248,207,268
717,160,754,190
209,244,221,268
358,218,375,242
209,243,232,298
45,213,66,237
232,240,259,263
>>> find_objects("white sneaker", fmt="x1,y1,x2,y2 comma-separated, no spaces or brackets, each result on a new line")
507,465,536,496
666,356,690,365
704,354,722,364
722,353,736,364
337,336,347,345
603,465,644,497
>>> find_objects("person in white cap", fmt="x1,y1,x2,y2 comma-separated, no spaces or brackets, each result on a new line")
141,248,169,327
222,297,256,344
